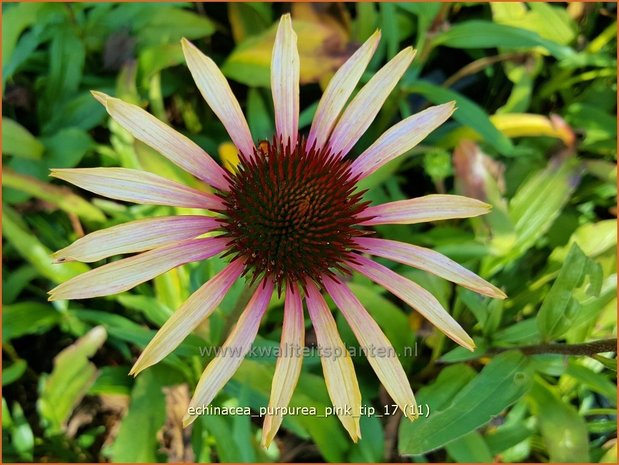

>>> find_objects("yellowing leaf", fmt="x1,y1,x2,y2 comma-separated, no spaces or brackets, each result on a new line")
222,7,352,87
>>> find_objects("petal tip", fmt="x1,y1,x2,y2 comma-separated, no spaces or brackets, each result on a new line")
182,413,196,428
90,90,109,106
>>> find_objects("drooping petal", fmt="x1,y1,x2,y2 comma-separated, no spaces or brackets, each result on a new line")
50,168,223,210
357,194,491,226
91,92,229,191
348,255,475,351
307,30,381,150
53,216,221,263
305,281,361,442
49,237,228,301
323,275,418,421
328,47,416,158
271,14,299,148
183,278,274,427
350,102,456,178
130,259,245,376
262,282,304,447
181,38,255,158
354,237,506,299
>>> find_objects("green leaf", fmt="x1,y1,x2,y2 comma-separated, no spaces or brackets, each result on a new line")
2,118,44,159
88,366,133,396
38,326,107,434
432,20,574,59
108,366,176,462
485,422,532,456
404,81,514,154
537,243,603,341
399,351,532,455
445,431,493,463
2,2,44,64
132,6,215,47
41,127,93,168
10,402,34,461
2,360,27,386
529,379,590,462
2,302,62,342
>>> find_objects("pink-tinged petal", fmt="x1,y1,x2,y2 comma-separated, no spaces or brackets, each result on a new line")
357,194,491,226
323,275,418,421
183,278,274,427
53,216,221,263
262,282,304,447
49,237,228,301
305,281,361,442
348,255,475,351
91,91,229,191
271,14,299,148
50,168,224,210
354,237,506,299
351,102,456,178
130,259,245,376
308,30,381,150
329,47,416,158
181,38,255,158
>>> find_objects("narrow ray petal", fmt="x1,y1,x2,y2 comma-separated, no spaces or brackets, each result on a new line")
91,92,229,191
130,260,245,376
53,216,221,263
354,237,506,299
350,102,456,178
348,255,475,351
323,275,418,421
49,237,228,301
329,47,416,158
305,281,361,441
271,14,299,148
357,194,491,226
262,282,304,447
181,38,255,157
307,30,381,150
183,279,274,427
50,168,223,210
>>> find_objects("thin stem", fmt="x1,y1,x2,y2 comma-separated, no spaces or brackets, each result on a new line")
491,338,617,357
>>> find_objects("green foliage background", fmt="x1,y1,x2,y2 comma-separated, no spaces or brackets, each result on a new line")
2,2,617,463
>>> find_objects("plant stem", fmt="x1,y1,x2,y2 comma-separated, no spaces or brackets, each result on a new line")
492,338,617,357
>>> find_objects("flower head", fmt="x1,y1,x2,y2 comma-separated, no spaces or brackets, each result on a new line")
50,14,505,446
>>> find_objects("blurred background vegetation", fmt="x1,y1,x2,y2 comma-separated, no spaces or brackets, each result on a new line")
2,2,617,462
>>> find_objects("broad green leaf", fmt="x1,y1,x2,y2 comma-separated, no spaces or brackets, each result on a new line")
108,366,178,462
41,127,93,169
133,7,215,47
445,431,493,463
537,243,603,341
2,118,44,159
399,351,532,455
485,423,532,457
432,21,574,59
404,81,514,154
10,402,34,461
88,366,133,396
529,379,590,462
228,2,272,43
2,2,44,64
2,302,62,342
565,360,617,402
38,326,107,434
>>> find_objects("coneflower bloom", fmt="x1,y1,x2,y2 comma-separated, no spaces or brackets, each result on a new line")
50,15,505,446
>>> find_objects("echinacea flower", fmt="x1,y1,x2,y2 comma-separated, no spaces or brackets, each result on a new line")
50,15,505,446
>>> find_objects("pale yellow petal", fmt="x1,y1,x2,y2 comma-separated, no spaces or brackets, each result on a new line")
271,14,299,148
308,30,381,150
182,38,254,157
349,255,476,351
354,237,506,299
357,194,491,226
91,91,229,191
130,260,245,376
49,237,228,301
328,47,415,158
323,275,418,421
51,168,223,210
183,279,274,427
305,281,361,441
262,283,304,447
53,216,220,263
350,102,456,178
